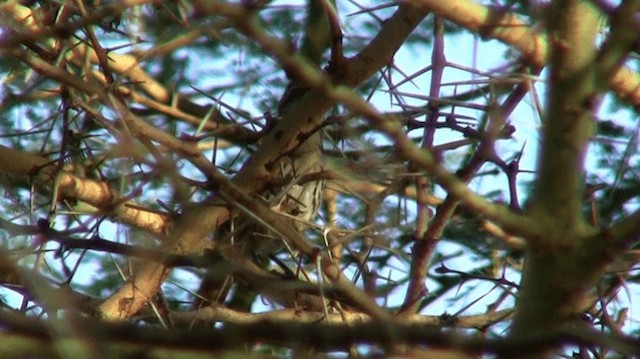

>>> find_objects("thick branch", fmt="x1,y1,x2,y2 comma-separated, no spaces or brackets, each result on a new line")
1,311,639,356
510,0,603,347
98,2,431,321
0,145,170,236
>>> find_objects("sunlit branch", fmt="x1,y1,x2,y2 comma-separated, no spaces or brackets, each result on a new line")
0,145,171,236
408,0,640,105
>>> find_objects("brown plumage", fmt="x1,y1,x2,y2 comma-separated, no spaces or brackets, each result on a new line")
194,85,325,311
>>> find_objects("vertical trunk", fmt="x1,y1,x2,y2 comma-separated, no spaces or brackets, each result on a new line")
509,1,601,356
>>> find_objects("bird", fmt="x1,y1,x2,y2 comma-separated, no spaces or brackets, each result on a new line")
193,82,325,311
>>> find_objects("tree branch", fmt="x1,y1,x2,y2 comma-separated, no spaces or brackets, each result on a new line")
0,145,170,236
409,0,640,105
1,310,639,356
